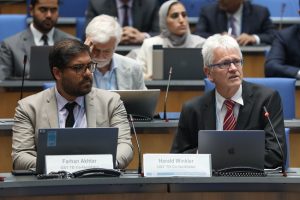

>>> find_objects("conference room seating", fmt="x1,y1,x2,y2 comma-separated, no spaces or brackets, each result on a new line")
0,14,27,41
204,77,296,169
25,0,88,17
180,0,216,17
204,78,296,119
76,17,85,40
252,0,299,17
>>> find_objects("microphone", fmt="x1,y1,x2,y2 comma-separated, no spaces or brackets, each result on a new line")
163,66,172,122
129,114,142,175
20,55,27,100
279,3,286,30
263,106,286,176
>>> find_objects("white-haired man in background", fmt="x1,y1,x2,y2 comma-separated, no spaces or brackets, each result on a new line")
85,14,146,90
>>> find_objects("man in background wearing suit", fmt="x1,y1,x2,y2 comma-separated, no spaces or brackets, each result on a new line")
170,34,285,169
0,0,75,80
195,0,274,46
12,38,133,170
85,0,159,44
84,14,146,90
265,2,300,79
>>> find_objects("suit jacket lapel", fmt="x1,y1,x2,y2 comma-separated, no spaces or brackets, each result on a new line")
45,88,59,127
241,2,251,33
85,89,96,127
203,91,217,130
131,1,142,30
22,29,34,60
236,81,254,129
217,10,228,32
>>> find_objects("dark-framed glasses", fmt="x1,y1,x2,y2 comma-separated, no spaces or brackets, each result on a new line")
208,59,243,69
66,62,97,74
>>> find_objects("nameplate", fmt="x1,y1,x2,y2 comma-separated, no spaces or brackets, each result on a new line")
143,154,211,177
45,154,113,174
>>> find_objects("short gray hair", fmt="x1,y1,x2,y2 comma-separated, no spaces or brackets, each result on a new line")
85,14,122,46
202,34,242,66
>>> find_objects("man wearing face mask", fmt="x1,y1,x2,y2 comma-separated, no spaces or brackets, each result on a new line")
84,14,146,90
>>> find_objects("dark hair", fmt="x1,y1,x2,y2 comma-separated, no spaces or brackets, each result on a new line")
30,0,60,7
49,39,90,74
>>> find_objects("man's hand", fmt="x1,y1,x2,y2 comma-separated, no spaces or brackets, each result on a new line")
121,26,145,44
236,33,257,46
84,37,94,52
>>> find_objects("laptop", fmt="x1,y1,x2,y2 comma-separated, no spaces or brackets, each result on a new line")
36,127,118,174
152,47,205,80
198,130,265,172
29,46,54,80
111,89,160,121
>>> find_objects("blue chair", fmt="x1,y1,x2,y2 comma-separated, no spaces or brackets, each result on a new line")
204,78,296,119
43,82,55,89
59,0,89,17
204,77,296,169
26,0,88,17
180,0,216,17
76,17,86,41
251,0,299,17
0,14,27,41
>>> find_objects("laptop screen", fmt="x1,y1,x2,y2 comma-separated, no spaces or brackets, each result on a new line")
30,46,53,80
110,89,160,120
36,127,118,174
198,130,265,171
163,48,205,80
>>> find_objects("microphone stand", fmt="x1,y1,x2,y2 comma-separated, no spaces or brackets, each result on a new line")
20,55,27,100
279,3,286,30
263,106,286,176
129,114,142,175
163,67,172,122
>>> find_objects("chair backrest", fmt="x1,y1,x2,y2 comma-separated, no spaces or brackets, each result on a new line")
204,78,296,119
0,14,27,42
180,0,216,17
251,0,298,17
26,0,89,17
76,17,86,40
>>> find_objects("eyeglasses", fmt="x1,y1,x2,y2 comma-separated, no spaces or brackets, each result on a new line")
208,59,243,69
66,62,97,74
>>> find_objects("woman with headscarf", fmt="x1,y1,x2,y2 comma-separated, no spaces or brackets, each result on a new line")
136,0,205,80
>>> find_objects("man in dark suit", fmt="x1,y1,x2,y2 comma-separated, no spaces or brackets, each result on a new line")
0,0,75,80
195,0,274,45
85,0,159,44
265,24,300,78
170,34,286,169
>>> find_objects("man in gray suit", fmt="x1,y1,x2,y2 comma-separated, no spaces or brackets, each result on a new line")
0,0,75,80
85,14,146,90
12,38,133,170
85,0,159,44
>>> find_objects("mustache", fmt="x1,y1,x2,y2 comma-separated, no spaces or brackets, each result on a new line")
80,76,93,84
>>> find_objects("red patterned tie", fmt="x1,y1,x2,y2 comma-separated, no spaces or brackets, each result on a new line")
223,99,236,130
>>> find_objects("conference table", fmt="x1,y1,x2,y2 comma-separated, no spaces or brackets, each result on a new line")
1,169,300,200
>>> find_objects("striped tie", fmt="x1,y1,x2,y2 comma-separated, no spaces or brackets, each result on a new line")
223,99,236,130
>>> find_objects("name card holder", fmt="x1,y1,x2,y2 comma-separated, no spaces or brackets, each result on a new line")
45,154,113,174
143,154,211,177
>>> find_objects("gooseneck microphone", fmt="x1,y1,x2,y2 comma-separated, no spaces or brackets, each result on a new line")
163,66,173,121
263,106,286,176
279,3,286,30
129,114,142,175
20,55,27,100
